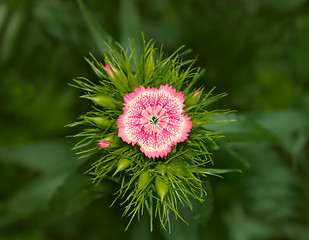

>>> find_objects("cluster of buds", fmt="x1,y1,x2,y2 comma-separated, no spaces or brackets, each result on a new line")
70,40,231,231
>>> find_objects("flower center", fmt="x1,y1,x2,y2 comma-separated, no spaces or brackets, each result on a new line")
140,106,167,134
150,115,159,125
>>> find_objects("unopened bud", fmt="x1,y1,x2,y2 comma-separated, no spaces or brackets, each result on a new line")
155,164,167,176
185,89,203,106
137,171,152,191
167,159,189,177
155,176,168,201
113,158,131,176
191,118,205,129
86,95,116,109
98,140,110,148
105,64,117,77
87,116,113,128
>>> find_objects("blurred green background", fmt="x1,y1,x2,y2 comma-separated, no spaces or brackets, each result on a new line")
0,0,309,239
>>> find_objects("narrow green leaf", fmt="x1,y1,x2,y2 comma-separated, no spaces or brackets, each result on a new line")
183,69,204,95
205,113,279,144
194,168,241,176
47,173,108,221
77,0,115,55
119,0,142,59
0,10,24,64
0,3,9,33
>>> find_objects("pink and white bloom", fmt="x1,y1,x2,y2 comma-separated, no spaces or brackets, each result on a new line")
117,84,192,158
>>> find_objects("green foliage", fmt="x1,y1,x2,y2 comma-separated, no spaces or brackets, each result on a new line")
0,0,309,239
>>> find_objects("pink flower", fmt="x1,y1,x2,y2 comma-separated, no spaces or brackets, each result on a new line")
98,138,111,148
117,84,192,158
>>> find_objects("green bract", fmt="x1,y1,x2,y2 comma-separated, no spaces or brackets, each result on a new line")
69,37,234,231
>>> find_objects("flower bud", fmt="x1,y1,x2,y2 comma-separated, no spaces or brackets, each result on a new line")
137,171,152,191
98,137,114,148
155,164,167,176
155,176,168,201
191,118,205,129
145,55,155,79
98,140,110,148
87,116,113,128
167,159,189,177
105,64,117,77
185,89,203,107
113,158,131,176
86,95,116,109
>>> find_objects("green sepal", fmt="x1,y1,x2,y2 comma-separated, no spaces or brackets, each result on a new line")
110,68,130,93
128,73,140,90
144,53,155,81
